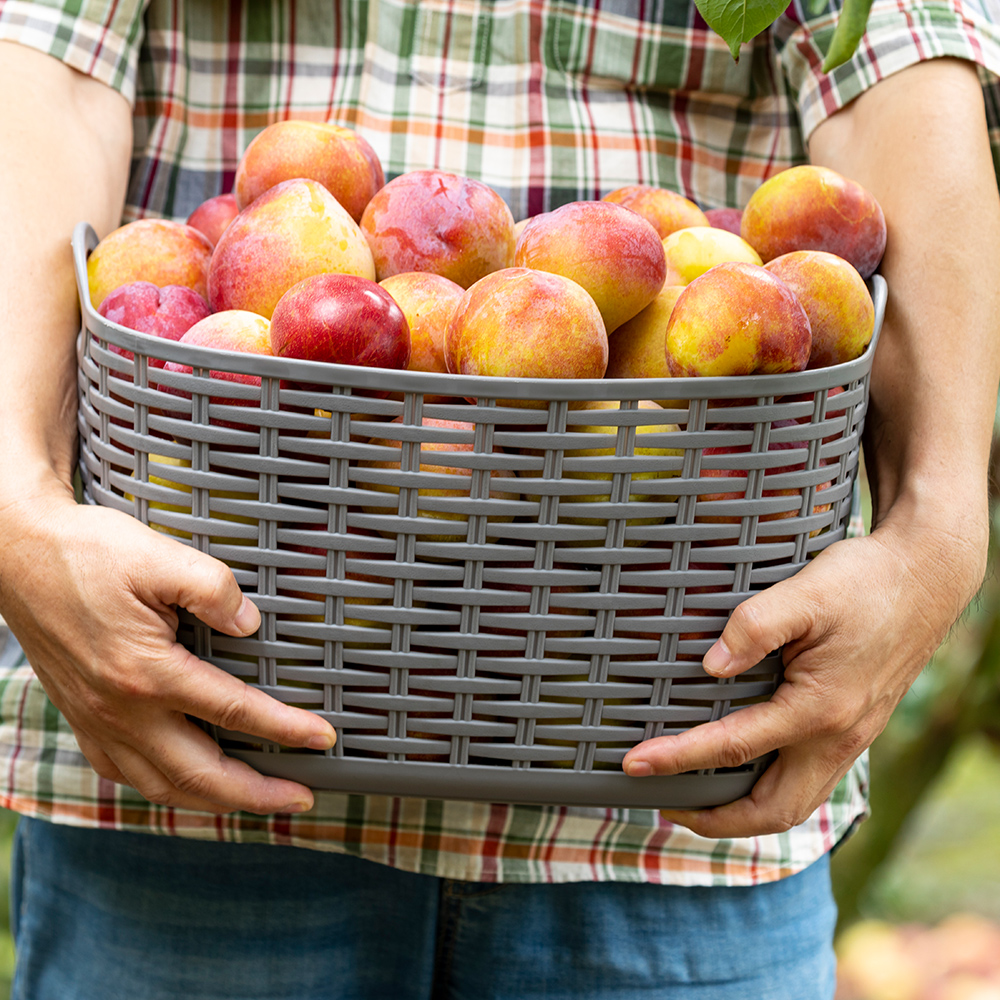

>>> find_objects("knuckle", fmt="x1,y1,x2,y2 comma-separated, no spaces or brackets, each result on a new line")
111,668,159,704
729,602,771,655
767,810,801,834
212,686,254,734
817,692,867,737
186,556,237,613
835,725,872,762
87,756,123,783
84,691,132,731
171,764,219,802
139,781,177,807
715,727,757,769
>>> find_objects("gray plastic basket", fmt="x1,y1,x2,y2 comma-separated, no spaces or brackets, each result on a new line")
73,221,886,810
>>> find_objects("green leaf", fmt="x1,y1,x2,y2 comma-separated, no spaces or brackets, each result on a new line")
694,0,793,61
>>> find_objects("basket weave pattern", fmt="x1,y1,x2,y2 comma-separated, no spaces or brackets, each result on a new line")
73,224,884,808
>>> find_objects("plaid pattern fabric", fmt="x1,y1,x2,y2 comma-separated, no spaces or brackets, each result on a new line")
1,0,997,886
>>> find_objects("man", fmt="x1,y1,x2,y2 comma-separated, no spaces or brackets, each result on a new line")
0,0,998,996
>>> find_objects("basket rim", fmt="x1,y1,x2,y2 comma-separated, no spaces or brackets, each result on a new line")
74,221,887,402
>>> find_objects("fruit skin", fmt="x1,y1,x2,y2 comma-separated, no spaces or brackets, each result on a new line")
237,120,382,215
764,250,875,369
740,164,887,278
378,272,464,378
444,268,608,391
704,207,743,235
87,219,214,309
515,200,666,334
665,261,812,378
98,281,212,367
234,120,384,223
207,177,376,319
661,226,762,285
360,169,516,288
606,285,685,405
185,193,240,247
269,272,411,372
160,310,273,430
513,217,533,245
602,185,709,238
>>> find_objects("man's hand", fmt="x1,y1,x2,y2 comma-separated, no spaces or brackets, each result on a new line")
623,58,1000,837
622,502,984,837
0,487,337,814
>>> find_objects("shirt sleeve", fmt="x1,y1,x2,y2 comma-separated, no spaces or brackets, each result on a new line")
774,0,1000,145
0,0,149,105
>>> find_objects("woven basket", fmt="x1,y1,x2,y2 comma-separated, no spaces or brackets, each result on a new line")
73,221,885,809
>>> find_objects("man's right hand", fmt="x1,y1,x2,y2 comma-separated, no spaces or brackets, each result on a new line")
0,487,337,813
0,42,335,815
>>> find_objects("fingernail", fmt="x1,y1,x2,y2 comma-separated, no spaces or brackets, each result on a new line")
625,759,653,777
307,731,337,751
234,596,260,635
282,800,313,814
703,639,732,676
660,809,697,824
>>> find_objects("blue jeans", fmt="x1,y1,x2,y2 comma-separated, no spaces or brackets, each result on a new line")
10,817,836,1000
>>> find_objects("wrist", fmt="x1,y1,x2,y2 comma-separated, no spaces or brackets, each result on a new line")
870,478,990,607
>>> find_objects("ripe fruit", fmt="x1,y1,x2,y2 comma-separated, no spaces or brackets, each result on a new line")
602,185,709,238
159,310,273,430
764,250,875,369
515,200,666,333
444,268,608,398
208,178,376,319
98,281,211,367
88,219,213,309
665,262,812,378
234,120,384,223
741,164,886,278
270,272,411,372
661,226,762,285
186,193,239,247
378,272,465,379
360,169,516,288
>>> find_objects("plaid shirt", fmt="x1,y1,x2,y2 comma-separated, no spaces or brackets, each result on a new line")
1,0,998,886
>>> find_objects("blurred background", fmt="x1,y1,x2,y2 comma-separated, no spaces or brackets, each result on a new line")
0,418,998,1000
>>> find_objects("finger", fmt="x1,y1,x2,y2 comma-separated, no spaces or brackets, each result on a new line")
657,742,858,839
702,577,822,678
75,728,131,785
162,646,338,751
623,696,794,776
107,717,317,815
139,535,261,637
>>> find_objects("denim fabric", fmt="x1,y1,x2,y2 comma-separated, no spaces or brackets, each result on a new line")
10,817,836,1000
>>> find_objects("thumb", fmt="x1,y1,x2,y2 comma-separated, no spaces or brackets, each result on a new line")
140,534,260,637
703,578,817,678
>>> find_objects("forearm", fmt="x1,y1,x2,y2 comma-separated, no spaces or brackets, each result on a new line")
0,41,132,506
808,58,1000,572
